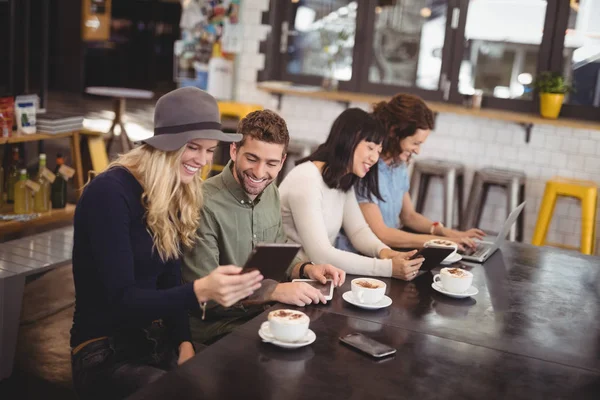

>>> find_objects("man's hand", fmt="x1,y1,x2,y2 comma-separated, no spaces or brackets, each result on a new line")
304,263,346,287
270,282,327,306
177,341,195,366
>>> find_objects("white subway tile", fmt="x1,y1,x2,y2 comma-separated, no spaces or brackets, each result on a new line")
566,155,585,171
544,134,562,151
579,139,597,155
561,135,580,154
534,149,550,165
584,155,600,171
572,129,590,140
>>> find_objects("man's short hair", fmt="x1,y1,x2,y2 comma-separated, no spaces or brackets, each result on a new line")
236,109,289,153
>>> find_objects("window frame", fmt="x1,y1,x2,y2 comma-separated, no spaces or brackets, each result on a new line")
260,0,600,122
355,0,459,102
447,0,558,112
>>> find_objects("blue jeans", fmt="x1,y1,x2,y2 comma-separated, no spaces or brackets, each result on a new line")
71,321,178,400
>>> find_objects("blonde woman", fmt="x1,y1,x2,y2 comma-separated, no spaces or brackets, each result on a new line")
70,88,263,400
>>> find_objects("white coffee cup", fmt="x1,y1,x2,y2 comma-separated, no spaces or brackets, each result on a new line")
351,278,386,304
433,267,473,293
268,309,310,342
424,239,458,261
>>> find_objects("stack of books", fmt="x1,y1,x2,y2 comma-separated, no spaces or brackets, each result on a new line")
37,111,84,134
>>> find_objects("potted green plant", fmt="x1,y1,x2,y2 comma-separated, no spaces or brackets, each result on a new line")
532,72,573,119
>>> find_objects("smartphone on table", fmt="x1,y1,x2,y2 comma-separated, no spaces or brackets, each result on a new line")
339,333,396,358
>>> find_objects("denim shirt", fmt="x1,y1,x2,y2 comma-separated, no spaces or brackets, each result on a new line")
335,159,410,253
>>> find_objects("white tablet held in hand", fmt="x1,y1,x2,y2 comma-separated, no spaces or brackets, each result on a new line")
292,279,334,300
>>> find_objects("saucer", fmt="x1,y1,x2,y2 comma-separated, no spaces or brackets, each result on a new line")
259,321,316,349
431,281,478,299
342,291,392,310
441,253,462,265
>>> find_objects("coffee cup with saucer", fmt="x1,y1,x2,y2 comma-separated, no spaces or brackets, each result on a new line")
431,267,478,299
259,309,316,349
342,278,392,310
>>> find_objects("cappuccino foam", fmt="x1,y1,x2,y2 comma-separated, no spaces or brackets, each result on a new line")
356,280,382,289
430,240,456,247
441,268,471,278
268,310,309,325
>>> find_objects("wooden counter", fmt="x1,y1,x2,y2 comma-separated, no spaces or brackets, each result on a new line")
257,81,600,140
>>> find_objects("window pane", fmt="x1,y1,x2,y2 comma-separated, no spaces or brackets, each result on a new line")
369,0,448,90
458,0,548,99
286,0,356,81
563,0,600,106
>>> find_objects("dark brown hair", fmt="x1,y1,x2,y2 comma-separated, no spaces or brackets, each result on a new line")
237,109,289,152
372,93,434,164
297,108,385,201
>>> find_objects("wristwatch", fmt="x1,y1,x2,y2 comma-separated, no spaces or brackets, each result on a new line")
430,221,444,235
299,261,314,279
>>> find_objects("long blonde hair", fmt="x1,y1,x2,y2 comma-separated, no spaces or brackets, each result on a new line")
105,144,203,261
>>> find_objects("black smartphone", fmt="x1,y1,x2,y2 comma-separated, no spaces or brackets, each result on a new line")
408,246,455,272
339,333,396,358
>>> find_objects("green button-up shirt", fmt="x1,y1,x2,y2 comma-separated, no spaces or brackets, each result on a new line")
183,161,296,285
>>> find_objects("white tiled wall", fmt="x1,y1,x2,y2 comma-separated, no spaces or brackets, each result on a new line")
236,0,600,254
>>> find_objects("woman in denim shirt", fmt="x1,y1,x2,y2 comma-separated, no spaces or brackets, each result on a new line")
336,94,484,253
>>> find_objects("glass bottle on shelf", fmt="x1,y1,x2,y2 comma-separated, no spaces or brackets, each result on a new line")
34,153,51,212
14,169,32,214
7,147,20,203
51,153,67,209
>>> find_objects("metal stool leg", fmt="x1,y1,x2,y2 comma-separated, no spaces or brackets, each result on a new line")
456,174,464,230
507,178,520,241
463,172,483,231
416,175,431,214
518,184,525,242
409,169,421,205
443,169,457,228
475,183,490,229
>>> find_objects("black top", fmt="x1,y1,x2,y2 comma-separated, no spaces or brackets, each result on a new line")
70,167,197,348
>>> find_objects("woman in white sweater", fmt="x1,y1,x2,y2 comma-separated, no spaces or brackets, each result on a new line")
279,108,424,280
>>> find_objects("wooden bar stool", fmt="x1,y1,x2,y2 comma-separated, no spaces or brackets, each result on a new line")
532,177,597,255
217,102,263,121
409,159,465,229
462,167,526,242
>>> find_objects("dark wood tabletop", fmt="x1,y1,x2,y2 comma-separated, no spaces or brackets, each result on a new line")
129,243,600,400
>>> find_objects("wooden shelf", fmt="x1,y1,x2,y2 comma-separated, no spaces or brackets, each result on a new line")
0,204,75,235
257,81,600,141
0,131,78,145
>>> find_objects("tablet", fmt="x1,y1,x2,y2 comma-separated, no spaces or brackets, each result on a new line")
409,247,455,272
243,243,301,281
292,279,334,300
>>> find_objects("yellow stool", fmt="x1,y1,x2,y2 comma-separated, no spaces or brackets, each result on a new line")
217,102,263,120
532,177,598,255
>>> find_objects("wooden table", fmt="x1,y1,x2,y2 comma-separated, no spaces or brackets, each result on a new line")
129,244,600,399
0,227,73,381
85,87,154,153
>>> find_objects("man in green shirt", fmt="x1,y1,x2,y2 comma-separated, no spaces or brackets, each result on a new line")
183,109,345,345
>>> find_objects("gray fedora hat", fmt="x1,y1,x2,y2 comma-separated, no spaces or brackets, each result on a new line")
143,87,242,151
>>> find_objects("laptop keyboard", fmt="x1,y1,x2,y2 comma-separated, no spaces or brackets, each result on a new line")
460,243,487,257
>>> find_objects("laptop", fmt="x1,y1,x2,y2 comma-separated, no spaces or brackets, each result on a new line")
459,201,526,263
